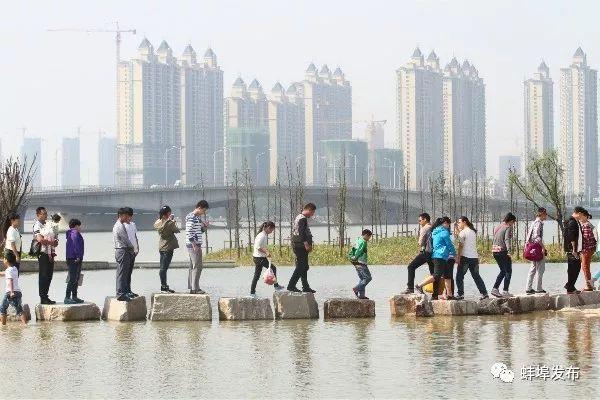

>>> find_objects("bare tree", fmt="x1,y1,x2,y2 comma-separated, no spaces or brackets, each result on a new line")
0,156,37,242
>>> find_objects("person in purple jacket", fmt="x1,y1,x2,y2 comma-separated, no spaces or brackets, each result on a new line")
65,219,85,304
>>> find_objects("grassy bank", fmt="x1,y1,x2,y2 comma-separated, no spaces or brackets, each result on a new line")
205,236,577,266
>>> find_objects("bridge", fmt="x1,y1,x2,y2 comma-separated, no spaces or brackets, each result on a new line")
27,186,513,231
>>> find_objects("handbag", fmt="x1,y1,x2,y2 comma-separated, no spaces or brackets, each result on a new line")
263,260,276,285
28,238,41,257
523,224,543,261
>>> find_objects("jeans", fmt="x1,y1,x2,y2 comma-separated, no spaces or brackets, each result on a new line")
66,259,82,299
115,249,134,296
565,253,581,292
187,246,203,291
493,251,512,291
354,264,372,297
526,258,546,291
251,257,277,294
0,291,23,315
456,257,487,296
159,250,174,287
406,252,434,290
432,258,452,300
288,245,310,290
38,252,54,300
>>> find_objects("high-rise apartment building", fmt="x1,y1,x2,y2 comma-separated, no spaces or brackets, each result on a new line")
524,61,554,165
559,47,598,197
61,137,80,188
98,135,117,186
299,64,352,185
442,58,486,180
21,137,42,188
117,39,181,187
180,46,224,186
224,78,269,184
397,49,444,190
268,82,305,184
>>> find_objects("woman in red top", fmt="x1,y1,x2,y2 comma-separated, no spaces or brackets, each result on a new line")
580,210,597,291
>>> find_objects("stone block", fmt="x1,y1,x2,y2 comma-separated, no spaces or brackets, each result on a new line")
218,297,273,321
35,302,101,321
149,293,212,321
552,294,582,310
501,297,522,314
6,304,31,322
477,298,506,315
323,298,375,319
415,297,434,317
389,294,423,316
579,291,600,306
530,293,552,311
101,296,147,321
432,300,478,316
272,291,318,319
516,295,535,313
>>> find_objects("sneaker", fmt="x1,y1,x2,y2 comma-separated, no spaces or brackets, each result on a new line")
72,297,84,304
415,285,424,295
116,294,130,302
501,291,513,298
525,289,536,295
454,295,464,300
358,296,370,300
302,288,316,294
64,298,77,305
274,283,284,291
196,289,207,295
41,298,57,305
490,288,502,298
287,287,301,293
189,289,197,294
128,292,139,298
352,287,359,298
161,286,175,293
535,290,547,294
402,288,414,295
480,294,489,300
249,293,258,298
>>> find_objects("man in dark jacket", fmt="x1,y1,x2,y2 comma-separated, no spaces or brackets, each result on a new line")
287,203,317,293
563,206,585,293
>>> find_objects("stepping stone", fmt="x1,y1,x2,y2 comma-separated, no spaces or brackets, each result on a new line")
323,298,375,319
218,297,273,321
432,299,478,316
389,294,424,316
415,297,434,317
101,296,147,321
552,294,583,310
6,304,31,322
579,290,600,305
272,291,318,319
149,293,212,321
35,302,101,321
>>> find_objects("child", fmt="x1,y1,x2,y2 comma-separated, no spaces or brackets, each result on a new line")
349,229,373,299
1,252,27,325
65,219,85,304
251,221,283,296
44,213,61,261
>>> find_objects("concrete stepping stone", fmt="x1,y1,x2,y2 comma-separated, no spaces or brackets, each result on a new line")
35,302,101,321
323,298,375,319
101,296,147,321
6,304,31,323
432,299,478,316
389,294,424,316
218,297,273,321
272,291,318,319
149,293,212,321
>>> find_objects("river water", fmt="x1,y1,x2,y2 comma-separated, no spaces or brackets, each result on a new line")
2,263,599,398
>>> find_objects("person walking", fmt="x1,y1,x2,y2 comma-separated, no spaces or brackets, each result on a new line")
455,216,488,300
113,207,137,301
525,208,548,294
65,219,84,304
154,205,179,293
430,217,456,300
32,207,58,304
287,203,317,293
564,207,585,294
491,212,516,298
3,212,22,272
185,200,209,294
250,221,284,296
0,252,27,325
402,213,434,294
579,210,596,291
349,229,373,299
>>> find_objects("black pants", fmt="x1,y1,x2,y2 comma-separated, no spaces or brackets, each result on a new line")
565,253,581,292
456,257,488,296
251,257,277,294
406,252,434,290
116,249,135,296
159,250,174,286
493,251,512,291
432,258,453,300
66,259,82,299
38,253,54,300
288,245,310,290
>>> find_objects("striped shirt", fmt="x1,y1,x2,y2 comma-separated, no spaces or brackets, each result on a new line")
185,212,205,246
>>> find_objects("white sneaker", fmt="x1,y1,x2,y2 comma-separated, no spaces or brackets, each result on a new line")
502,291,513,298
249,293,258,298
490,288,502,298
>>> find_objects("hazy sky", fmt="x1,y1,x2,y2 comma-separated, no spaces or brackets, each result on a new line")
1,0,599,185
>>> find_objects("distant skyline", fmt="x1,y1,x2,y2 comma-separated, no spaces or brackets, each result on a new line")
1,0,599,185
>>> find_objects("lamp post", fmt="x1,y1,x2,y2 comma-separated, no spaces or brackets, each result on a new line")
348,153,358,186
165,146,180,186
213,148,225,186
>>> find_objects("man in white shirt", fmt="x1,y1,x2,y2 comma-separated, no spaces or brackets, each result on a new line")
33,206,58,304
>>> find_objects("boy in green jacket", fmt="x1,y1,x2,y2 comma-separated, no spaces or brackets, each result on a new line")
349,229,373,299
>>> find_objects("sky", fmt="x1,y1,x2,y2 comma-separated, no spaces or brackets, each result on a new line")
1,0,599,186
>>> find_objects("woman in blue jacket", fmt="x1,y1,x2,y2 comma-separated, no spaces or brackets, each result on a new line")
431,217,456,300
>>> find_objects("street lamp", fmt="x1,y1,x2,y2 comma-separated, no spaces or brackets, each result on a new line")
348,153,358,186
165,146,180,186
213,148,225,186
383,157,397,189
